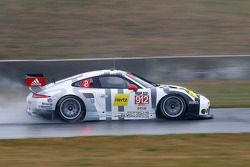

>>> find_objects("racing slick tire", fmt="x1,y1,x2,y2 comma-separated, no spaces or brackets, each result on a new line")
57,95,86,122
159,95,187,120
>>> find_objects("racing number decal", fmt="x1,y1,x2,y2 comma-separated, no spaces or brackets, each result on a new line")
82,79,90,88
135,95,149,104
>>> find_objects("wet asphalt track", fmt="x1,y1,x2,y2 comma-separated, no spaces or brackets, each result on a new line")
0,108,250,139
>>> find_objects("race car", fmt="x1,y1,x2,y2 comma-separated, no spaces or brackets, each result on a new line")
25,69,213,122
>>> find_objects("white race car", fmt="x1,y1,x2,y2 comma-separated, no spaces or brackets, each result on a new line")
26,69,212,122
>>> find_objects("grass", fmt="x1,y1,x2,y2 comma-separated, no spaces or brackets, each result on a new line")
0,0,250,59
0,134,250,167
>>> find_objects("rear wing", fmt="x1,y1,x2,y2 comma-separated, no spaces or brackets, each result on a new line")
25,74,46,93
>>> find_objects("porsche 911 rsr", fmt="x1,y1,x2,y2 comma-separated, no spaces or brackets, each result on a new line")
25,69,212,122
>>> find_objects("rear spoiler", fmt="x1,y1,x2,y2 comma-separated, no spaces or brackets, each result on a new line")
25,74,46,93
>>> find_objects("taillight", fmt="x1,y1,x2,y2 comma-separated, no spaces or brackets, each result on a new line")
32,93,50,98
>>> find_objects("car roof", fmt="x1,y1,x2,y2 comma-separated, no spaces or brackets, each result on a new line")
83,69,127,78
55,69,128,84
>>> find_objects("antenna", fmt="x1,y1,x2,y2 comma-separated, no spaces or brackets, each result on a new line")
113,59,117,70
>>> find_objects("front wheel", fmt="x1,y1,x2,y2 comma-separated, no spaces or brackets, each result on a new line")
159,95,186,119
57,96,86,122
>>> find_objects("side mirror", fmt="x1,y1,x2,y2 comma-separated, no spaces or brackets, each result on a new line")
128,84,138,91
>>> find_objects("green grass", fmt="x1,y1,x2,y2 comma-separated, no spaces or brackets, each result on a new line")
0,134,250,167
0,0,250,59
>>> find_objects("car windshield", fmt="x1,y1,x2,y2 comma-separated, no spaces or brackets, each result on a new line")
129,73,160,88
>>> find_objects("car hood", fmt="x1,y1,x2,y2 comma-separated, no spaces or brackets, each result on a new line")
159,84,199,99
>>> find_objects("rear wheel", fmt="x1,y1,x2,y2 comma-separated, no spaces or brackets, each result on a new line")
57,96,85,122
159,95,186,119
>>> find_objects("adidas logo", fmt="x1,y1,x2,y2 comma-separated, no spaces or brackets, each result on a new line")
31,78,41,86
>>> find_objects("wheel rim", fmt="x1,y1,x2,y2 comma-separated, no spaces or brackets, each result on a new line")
161,96,184,117
60,98,82,120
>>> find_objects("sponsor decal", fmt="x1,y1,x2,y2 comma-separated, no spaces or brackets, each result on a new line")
47,98,53,103
25,77,46,86
113,94,129,106
135,95,149,104
39,102,53,110
189,101,199,104
137,106,147,110
32,79,40,86
135,91,149,96
41,102,52,106
119,111,149,119
135,91,142,95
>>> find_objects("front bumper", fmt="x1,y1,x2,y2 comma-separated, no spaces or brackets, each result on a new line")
186,94,213,119
199,94,213,118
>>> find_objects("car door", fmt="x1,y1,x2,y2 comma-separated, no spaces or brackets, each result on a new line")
97,75,152,120
73,77,107,121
